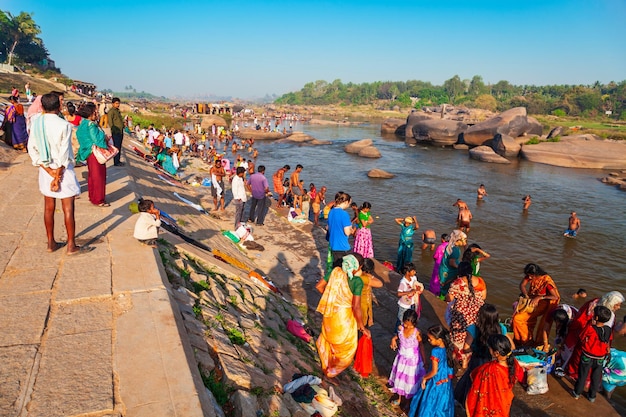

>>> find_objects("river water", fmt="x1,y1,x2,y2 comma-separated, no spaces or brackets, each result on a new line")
242,120,626,405
252,121,625,305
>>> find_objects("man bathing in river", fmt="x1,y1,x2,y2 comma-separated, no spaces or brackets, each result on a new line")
453,198,468,227
421,229,436,251
477,184,487,200
459,206,472,233
523,195,532,211
564,211,581,237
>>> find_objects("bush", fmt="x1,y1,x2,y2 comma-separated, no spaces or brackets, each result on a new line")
552,109,566,117
525,137,541,145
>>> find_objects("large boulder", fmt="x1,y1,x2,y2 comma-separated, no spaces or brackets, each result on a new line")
491,133,521,158
521,134,626,169
404,111,437,138
412,119,466,146
526,116,544,136
381,118,405,134
344,138,373,154
464,107,529,146
367,169,395,178
469,146,511,164
358,145,382,158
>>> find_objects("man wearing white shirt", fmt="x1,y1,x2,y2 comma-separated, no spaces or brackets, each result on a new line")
231,166,248,229
27,93,83,255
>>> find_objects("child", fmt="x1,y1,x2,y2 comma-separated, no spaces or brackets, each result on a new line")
572,305,613,402
429,233,449,297
388,309,425,405
133,199,161,247
408,325,455,417
353,202,374,259
462,243,490,277
465,334,517,417
397,263,424,323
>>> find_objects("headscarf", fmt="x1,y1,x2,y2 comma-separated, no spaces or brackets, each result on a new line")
445,230,467,256
600,291,625,311
341,255,360,279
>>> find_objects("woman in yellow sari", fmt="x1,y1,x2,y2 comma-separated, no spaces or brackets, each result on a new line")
512,263,560,346
315,254,371,378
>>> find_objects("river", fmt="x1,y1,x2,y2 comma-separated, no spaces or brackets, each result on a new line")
240,120,626,402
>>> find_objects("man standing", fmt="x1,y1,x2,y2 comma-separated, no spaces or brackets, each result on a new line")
210,159,226,211
272,164,290,208
312,186,326,227
231,167,247,229
27,93,83,255
108,97,125,166
289,164,304,214
564,212,581,237
247,165,271,226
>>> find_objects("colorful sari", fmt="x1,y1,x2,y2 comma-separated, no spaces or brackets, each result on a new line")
512,274,560,346
466,361,514,417
316,267,359,378
396,224,414,272
448,277,486,349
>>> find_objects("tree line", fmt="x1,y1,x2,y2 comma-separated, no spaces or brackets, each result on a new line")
0,10,51,68
275,76,626,120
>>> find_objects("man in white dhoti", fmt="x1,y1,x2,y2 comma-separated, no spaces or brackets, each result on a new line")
27,93,84,255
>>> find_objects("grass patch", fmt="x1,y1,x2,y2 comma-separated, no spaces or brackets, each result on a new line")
228,295,239,307
266,327,278,340
525,137,541,145
199,368,232,406
225,327,246,345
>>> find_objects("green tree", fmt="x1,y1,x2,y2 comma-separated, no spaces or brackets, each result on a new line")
0,11,42,65
468,75,486,97
443,75,463,104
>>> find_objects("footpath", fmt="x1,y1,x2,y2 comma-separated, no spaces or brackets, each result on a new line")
0,150,211,417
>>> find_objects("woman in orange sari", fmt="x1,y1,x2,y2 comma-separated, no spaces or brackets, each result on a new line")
315,254,371,378
512,263,560,346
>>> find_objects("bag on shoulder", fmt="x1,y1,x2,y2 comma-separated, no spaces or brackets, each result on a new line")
92,138,119,164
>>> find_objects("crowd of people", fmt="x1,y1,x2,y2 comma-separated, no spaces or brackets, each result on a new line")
309,183,625,416
6,83,625,416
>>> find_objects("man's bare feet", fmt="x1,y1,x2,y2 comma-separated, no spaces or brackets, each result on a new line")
67,246,93,256
47,241,62,253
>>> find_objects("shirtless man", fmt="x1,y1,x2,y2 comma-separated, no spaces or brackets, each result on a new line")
477,184,487,200
210,159,226,211
312,186,326,227
289,164,304,214
421,229,436,250
272,165,290,208
459,207,472,233
452,198,468,226
522,195,532,211
564,211,581,237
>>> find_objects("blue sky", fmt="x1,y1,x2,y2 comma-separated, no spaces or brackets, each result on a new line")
3,0,625,100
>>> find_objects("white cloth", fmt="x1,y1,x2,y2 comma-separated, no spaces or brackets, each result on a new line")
37,166,80,198
173,131,184,145
28,113,74,169
231,175,247,202
212,173,223,197
133,212,161,240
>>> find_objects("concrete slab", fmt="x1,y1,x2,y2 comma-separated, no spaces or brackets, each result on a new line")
47,300,114,339
56,254,112,302
0,266,57,295
0,292,50,346
115,289,210,417
0,345,38,417
28,330,114,417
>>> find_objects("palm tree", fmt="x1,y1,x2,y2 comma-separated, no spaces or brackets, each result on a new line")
2,11,41,66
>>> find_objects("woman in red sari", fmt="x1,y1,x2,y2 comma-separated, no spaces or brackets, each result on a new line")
466,334,517,417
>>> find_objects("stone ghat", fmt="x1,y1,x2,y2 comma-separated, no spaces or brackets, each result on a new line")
158,241,400,417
